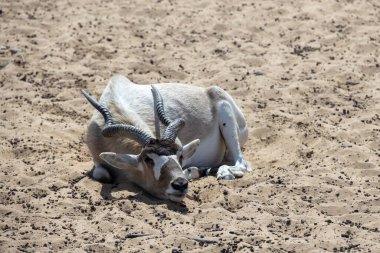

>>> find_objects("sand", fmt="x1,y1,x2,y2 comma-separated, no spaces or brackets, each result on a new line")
1,0,380,252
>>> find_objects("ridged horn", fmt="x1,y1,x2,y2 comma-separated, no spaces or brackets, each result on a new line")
150,85,186,142
162,118,185,142
102,124,153,146
151,85,171,126
81,89,113,127
81,89,153,146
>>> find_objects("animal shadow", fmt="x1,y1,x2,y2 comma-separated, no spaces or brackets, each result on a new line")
98,179,189,214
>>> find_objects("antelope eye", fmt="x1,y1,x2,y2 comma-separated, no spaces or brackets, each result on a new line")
144,157,153,164
177,152,183,165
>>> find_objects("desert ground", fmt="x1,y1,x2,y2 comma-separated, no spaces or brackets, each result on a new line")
1,0,380,252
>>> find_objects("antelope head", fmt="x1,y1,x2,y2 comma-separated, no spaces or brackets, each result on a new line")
81,86,200,202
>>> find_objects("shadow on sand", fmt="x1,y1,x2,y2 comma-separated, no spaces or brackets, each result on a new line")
98,178,189,214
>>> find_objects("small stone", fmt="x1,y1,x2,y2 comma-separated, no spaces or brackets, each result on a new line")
10,48,21,54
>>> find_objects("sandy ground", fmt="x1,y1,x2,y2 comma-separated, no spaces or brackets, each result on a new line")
1,0,380,252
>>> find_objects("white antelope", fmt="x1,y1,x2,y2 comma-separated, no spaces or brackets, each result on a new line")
82,75,251,202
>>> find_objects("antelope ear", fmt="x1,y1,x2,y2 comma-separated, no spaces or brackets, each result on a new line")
99,152,139,169
181,139,200,161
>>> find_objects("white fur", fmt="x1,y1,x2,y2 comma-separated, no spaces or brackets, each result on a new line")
86,74,251,197
184,167,201,180
92,164,111,182
214,100,251,179
148,154,180,180
169,155,181,168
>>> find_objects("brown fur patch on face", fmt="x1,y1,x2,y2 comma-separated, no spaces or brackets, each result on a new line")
138,140,184,200
140,139,180,158
156,159,184,188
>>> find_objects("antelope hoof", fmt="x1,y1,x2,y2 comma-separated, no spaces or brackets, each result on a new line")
217,161,251,180
217,165,236,180
184,167,201,180
220,174,235,180
242,160,253,173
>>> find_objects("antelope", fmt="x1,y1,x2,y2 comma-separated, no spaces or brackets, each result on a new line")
82,75,251,202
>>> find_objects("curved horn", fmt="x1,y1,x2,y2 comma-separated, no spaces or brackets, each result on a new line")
81,89,113,126
151,86,186,142
162,118,185,142
81,89,153,146
151,85,171,126
102,124,152,146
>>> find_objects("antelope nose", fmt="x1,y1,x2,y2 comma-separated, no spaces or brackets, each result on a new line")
171,178,188,191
